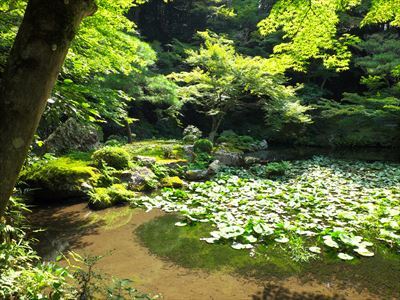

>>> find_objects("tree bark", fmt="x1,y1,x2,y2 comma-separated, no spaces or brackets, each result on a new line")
208,115,223,142
0,0,97,218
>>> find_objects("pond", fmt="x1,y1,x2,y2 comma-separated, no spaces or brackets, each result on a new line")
28,154,400,299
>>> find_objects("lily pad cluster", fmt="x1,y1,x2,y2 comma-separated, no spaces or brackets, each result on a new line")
133,157,400,260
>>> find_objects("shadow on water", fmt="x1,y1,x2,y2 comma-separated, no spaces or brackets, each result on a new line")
28,199,106,260
137,214,400,299
252,283,345,300
249,146,400,163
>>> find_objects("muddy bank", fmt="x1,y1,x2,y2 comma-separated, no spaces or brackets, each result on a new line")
29,203,395,300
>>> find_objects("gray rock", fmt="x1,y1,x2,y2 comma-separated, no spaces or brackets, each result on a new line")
135,156,157,167
183,145,195,161
208,160,222,175
185,169,209,181
214,150,243,166
42,118,101,154
116,167,157,191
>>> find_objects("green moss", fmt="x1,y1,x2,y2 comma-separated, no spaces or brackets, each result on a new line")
92,147,130,170
19,157,100,194
124,140,185,161
161,176,184,188
89,184,136,210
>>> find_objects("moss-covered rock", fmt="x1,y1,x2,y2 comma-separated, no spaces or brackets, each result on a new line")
19,157,100,200
161,176,184,188
89,184,137,210
92,146,130,170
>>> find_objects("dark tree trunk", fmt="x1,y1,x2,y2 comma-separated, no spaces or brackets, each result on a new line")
209,115,223,142
0,0,96,218
125,119,133,143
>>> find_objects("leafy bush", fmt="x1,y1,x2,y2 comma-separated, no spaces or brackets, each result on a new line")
183,125,202,144
162,145,174,158
92,147,130,170
194,139,213,154
187,153,213,170
0,198,73,299
89,184,136,210
217,131,257,152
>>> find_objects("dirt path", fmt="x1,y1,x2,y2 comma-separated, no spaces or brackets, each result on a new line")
30,203,384,300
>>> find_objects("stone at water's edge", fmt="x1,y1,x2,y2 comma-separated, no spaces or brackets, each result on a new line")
42,118,101,154
214,149,243,166
185,169,209,181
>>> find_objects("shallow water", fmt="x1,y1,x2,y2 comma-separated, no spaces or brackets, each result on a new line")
29,202,400,300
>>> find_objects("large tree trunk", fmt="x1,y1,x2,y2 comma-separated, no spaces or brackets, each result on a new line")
0,0,96,218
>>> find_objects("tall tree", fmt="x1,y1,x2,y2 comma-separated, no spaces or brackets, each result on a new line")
0,0,97,217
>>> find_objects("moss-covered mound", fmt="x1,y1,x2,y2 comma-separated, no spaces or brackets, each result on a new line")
19,157,100,200
92,146,131,170
89,184,137,210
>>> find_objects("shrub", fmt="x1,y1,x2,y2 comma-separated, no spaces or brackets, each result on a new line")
89,184,135,210
217,130,257,152
194,139,213,154
162,145,174,158
183,125,202,144
92,147,130,170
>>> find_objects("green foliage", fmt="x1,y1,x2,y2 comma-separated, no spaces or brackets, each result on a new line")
187,153,213,170
217,131,257,152
257,0,400,73
169,31,311,135
249,162,290,178
89,184,136,210
193,139,213,154
92,147,131,170
0,198,73,299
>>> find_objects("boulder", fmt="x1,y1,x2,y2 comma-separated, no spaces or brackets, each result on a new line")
135,156,157,167
214,150,243,166
185,169,209,181
116,167,157,191
208,160,222,175
42,118,101,154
